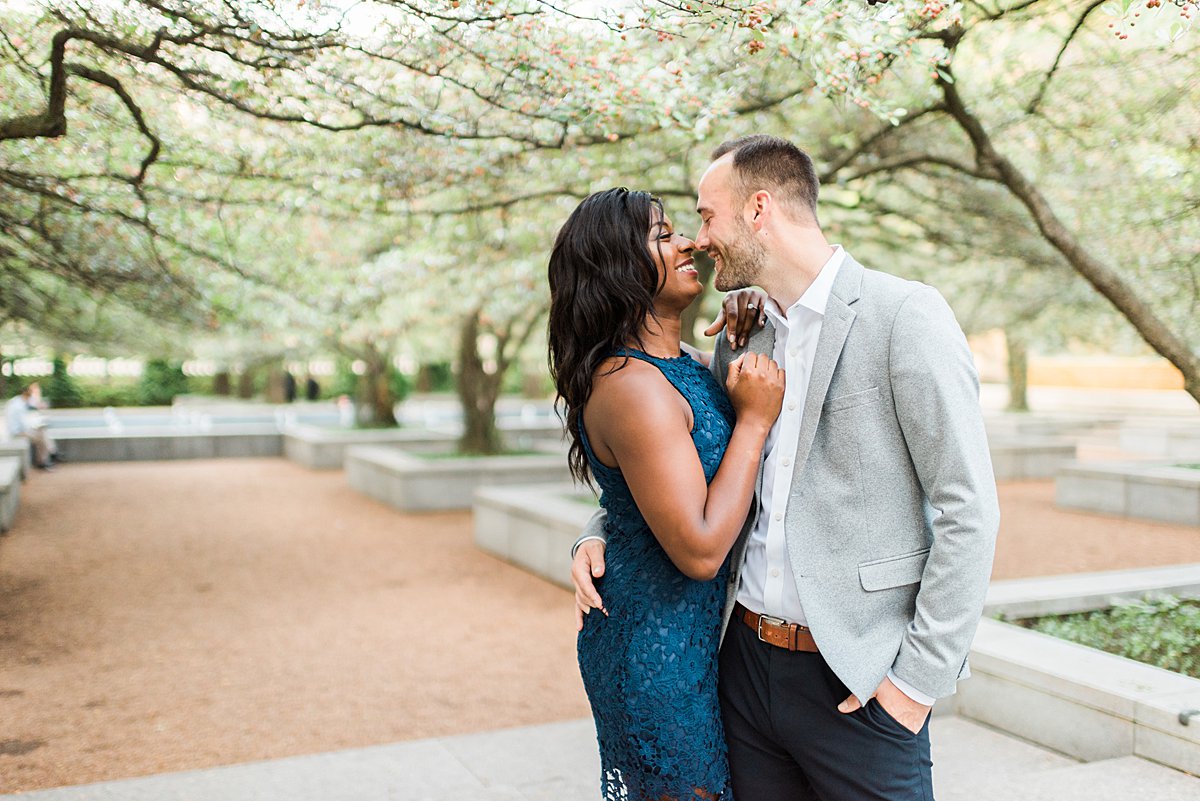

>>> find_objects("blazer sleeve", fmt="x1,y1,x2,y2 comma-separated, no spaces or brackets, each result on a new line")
888,285,1000,699
572,508,608,556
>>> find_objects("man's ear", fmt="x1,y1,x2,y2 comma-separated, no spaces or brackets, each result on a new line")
749,190,770,230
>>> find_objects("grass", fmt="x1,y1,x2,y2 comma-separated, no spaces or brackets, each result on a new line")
1016,595,1200,679
1176,463,1200,470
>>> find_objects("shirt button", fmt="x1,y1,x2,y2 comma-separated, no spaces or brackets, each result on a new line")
782,457,791,467
787,401,797,411
771,568,781,578
774,512,783,521
789,347,799,357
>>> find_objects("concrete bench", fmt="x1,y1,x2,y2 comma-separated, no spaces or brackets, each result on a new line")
0,440,32,478
0,456,21,532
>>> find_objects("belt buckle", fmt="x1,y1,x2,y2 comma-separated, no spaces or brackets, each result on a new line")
757,614,787,643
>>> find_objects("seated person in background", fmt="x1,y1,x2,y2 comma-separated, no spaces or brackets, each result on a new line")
4,383,56,470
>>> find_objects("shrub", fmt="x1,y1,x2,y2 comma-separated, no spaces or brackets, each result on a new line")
1022,595,1200,678
417,362,455,393
82,382,141,408
136,360,191,406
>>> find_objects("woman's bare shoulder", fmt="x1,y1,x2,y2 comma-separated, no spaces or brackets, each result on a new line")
588,357,686,428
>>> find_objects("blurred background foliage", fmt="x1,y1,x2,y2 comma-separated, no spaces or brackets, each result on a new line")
1,0,1196,432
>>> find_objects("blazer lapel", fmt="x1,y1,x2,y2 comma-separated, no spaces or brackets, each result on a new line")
791,257,864,475
744,318,775,358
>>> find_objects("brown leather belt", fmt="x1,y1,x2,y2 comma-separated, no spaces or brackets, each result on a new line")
734,602,819,653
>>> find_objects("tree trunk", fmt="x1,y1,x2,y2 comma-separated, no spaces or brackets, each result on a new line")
212,371,231,396
236,369,255,399
456,311,503,454
1005,329,1030,413
415,364,434,394
264,368,285,403
365,357,397,427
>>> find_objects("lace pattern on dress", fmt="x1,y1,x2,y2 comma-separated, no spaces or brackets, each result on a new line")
578,349,737,801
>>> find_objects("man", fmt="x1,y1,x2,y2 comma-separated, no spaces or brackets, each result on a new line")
4,383,55,470
572,135,999,800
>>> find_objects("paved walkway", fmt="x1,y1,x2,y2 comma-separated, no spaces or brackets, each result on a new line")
4,715,1199,801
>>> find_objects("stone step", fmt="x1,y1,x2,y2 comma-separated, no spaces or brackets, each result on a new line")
3,716,1198,801
969,755,1200,801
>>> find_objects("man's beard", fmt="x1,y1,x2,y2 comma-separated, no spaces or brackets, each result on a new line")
712,216,767,292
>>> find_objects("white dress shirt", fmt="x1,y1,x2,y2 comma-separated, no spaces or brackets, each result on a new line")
734,246,843,626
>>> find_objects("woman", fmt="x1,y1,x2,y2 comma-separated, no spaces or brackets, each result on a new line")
548,188,784,800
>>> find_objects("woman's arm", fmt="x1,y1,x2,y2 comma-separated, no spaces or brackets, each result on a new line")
586,354,782,580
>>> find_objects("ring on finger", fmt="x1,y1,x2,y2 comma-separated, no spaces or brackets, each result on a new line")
746,303,758,310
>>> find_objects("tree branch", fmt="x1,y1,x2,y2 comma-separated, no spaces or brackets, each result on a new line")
1025,0,1106,116
839,152,998,183
0,28,71,140
65,64,161,183
819,104,947,183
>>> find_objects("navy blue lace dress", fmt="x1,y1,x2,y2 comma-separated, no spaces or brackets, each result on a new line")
577,348,737,801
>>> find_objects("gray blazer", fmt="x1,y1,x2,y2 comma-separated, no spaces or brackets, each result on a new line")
577,255,999,704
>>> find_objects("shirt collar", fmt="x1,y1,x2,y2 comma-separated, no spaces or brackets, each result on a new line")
764,245,845,321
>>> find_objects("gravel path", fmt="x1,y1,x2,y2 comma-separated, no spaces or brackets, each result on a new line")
1,460,1197,792
0,460,586,792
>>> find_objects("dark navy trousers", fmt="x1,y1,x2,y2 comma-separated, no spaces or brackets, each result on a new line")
718,619,934,801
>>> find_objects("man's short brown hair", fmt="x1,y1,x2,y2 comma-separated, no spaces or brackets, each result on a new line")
712,135,820,223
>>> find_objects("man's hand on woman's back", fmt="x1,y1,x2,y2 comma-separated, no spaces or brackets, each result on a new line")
573,539,607,631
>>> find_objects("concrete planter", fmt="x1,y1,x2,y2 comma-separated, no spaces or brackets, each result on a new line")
1118,421,1200,460
984,413,1114,440
1056,462,1200,526
0,456,20,532
988,436,1078,480
283,425,457,470
53,426,283,462
345,445,573,512
945,564,1200,775
496,420,567,452
473,484,598,589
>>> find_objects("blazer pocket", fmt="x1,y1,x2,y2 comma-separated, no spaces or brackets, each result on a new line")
823,386,882,414
858,548,931,592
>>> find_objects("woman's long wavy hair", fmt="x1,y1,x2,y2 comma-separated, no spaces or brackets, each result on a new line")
548,188,666,487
